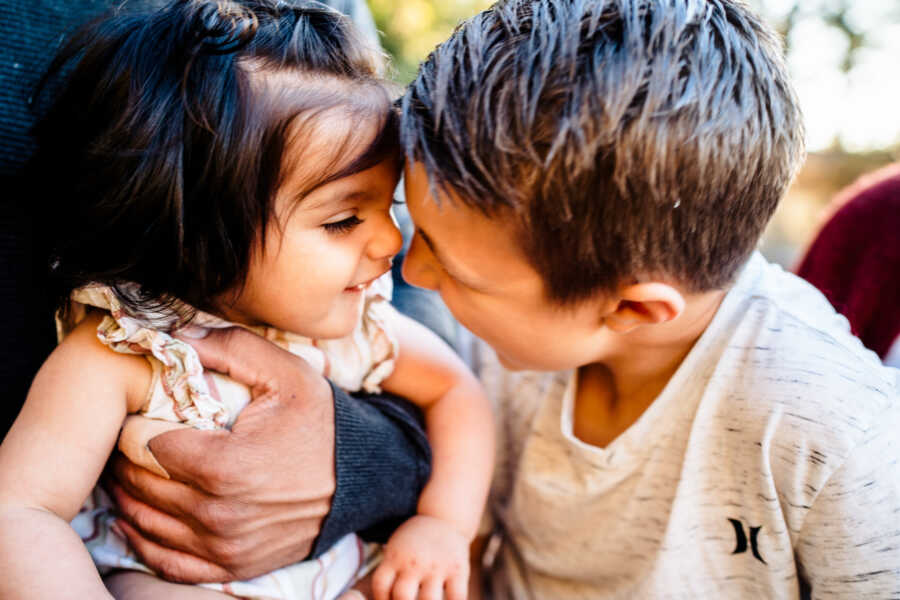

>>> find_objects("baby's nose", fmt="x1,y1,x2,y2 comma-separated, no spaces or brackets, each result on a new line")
368,214,404,261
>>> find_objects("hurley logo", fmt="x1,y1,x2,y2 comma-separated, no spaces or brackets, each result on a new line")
728,518,767,564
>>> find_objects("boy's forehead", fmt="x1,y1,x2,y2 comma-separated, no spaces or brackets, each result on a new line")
403,162,490,236
403,162,533,281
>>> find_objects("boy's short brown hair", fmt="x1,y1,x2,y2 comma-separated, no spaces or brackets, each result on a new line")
400,0,805,303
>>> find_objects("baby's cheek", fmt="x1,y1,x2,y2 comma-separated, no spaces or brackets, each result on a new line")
283,244,350,287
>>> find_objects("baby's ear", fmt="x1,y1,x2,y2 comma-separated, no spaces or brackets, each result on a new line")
603,282,685,333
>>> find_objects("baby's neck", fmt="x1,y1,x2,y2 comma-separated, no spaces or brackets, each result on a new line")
572,288,727,448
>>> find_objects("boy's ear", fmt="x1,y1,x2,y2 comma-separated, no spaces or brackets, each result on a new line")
603,282,686,333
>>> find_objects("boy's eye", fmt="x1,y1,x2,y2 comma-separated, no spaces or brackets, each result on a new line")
322,215,363,234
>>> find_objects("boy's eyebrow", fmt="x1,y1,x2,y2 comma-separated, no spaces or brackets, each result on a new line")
415,227,486,291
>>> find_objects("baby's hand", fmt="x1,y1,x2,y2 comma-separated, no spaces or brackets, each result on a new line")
372,514,470,600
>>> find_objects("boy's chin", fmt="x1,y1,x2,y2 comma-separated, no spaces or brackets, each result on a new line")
494,346,588,372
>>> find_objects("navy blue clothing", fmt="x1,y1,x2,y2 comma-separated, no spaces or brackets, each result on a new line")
318,388,432,553
0,0,432,560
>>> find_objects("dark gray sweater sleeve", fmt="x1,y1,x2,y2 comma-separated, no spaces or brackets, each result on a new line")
310,383,432,557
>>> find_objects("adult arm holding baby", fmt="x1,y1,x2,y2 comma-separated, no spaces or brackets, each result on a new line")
107,313,496,600
0,319,440,599
113,312,495,600
108,324,444,586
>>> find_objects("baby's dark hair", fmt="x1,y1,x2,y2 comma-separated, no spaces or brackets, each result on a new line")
30,0,399,319
401,0,805,304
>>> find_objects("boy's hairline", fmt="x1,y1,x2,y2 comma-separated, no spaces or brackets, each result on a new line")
414,157,747,302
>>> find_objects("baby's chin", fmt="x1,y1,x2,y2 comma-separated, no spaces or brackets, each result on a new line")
284,306,364,340
274,317,357,340
307,322,358,340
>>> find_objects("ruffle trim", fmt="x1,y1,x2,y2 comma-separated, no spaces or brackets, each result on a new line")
59,276,399,421
65,284,229,429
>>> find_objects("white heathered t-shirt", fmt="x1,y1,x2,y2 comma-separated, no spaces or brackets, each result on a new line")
475,252,900,599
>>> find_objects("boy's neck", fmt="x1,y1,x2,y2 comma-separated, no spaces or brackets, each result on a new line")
573,289,727,448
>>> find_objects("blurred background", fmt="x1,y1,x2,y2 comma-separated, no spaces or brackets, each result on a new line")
368,0,900,268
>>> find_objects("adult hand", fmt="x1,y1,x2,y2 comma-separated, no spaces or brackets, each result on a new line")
105,326,336,584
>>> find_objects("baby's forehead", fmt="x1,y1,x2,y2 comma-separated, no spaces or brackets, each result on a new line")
240,66,400,197
242,61,361,94
278,109,401,207
284,111,390,176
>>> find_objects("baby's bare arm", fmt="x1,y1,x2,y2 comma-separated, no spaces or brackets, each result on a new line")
105,571,229,599
378,312,495,600
0,314,150,599
381,312,494,539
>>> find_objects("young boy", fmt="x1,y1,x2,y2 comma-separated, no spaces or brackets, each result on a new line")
396,0,900,597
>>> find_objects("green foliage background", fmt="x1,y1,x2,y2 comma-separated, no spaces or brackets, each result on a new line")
369,0,493,83
368,0,899,148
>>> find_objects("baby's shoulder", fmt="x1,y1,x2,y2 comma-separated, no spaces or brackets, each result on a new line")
59,311,153,412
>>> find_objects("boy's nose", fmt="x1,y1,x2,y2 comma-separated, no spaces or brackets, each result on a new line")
401,234,439,291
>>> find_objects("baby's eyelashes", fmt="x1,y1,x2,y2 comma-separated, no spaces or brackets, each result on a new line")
322,214,364,235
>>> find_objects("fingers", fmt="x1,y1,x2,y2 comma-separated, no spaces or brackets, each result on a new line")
108,452,201,520
107,480,206,557
115,519,233,584
176,327,332,410
447,573,468,600
108,455,264,562
144,427,232,490
175,327,289,392
111,451,322,580
338,591,368,600
391,572,422,600
418,577,444,600
373,566,466,600
372,563,397,600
